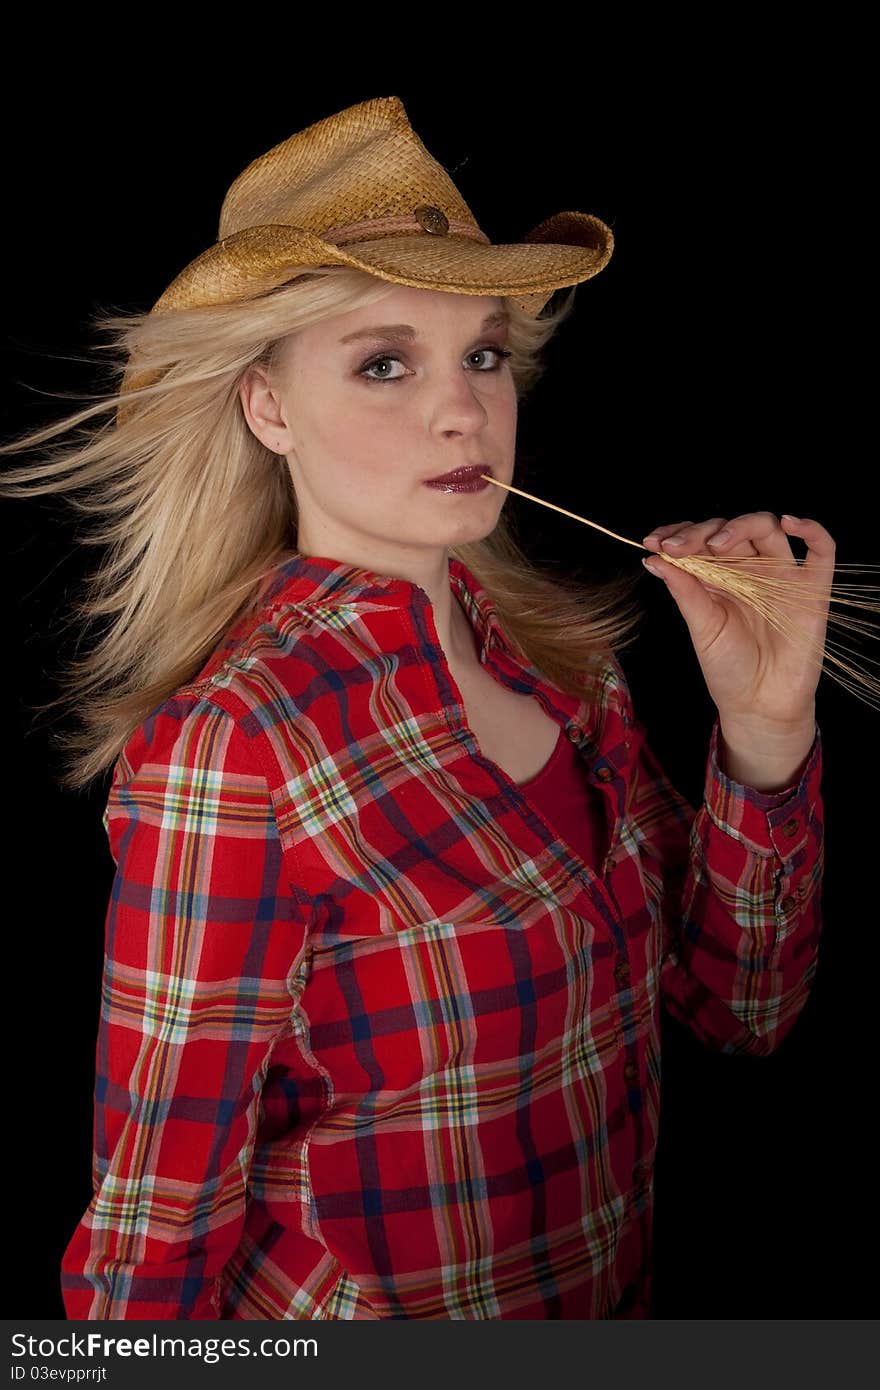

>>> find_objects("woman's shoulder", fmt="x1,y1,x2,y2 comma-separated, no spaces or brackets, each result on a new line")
176,593,326,711
109,598,323,791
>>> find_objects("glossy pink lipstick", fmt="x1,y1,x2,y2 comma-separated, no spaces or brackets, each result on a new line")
423,465,492,493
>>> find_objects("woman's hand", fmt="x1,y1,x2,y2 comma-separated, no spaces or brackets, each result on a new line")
641,512,835,738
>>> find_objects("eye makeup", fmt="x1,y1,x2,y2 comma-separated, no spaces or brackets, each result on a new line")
357,345,512,383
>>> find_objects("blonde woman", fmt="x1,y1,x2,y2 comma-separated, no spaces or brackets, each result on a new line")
0,96,831,1320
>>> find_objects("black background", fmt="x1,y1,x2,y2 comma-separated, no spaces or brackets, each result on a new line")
2,57,874,1320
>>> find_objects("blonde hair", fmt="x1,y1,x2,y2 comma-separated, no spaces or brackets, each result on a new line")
0,265,643,794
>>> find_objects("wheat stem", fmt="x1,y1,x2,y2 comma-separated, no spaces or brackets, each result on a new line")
480,474,880,713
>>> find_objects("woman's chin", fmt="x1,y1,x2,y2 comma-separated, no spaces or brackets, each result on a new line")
419,506,505,549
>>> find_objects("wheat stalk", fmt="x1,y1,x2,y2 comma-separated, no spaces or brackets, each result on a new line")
481,474,880,713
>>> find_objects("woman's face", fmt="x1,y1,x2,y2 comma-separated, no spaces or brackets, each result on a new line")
246,285,518,569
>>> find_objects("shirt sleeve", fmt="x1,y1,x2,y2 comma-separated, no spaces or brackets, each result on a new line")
60,695,309,1319
625,709,824,1056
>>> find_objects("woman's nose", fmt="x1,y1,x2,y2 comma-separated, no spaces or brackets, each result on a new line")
433,369,492,423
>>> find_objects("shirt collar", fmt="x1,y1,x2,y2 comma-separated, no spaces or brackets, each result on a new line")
258,550,507,663
251,550,627,746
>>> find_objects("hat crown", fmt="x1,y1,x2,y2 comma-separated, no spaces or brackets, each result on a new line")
218,95,483,246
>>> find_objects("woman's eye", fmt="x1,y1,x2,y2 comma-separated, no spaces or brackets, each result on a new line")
360,355,407,382
468,347,512,370
358,346,512,383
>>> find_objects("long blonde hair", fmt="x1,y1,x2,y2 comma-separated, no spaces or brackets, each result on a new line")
0,265,643,794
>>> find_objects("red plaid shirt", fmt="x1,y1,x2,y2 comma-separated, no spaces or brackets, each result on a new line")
60,551,824,1320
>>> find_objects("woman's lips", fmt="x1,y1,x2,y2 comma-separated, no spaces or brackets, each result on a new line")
424,466,492,492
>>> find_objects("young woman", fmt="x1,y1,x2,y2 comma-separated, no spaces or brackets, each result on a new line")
0,95,831,1320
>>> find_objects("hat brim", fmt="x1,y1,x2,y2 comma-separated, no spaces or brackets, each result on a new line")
329,218,613,314
147,210,613,317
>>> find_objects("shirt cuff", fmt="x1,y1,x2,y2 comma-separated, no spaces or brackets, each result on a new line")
703,715,823,857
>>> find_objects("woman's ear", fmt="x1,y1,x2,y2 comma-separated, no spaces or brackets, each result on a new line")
238,363,291,454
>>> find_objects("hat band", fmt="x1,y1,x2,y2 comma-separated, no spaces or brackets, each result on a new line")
322,213,491,246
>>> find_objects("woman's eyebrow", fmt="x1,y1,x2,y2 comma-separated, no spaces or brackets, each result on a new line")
338,310,509,346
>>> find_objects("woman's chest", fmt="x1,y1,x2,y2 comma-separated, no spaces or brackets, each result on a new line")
268,635,647,948
450,658,563,784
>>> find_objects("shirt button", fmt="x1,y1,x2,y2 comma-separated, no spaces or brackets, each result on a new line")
779,894,798,913
596,766,614,782
782,817,800,837
567,724,580,741
614,959,631,987
623,1060,639,1084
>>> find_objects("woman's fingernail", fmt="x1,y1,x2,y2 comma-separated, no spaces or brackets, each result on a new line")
642,557,663,576
781,514,801,526
642,534,660,547
662,536,685,548
707,528,731,548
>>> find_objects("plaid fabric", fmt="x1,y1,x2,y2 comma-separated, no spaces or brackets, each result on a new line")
60,552,824,1320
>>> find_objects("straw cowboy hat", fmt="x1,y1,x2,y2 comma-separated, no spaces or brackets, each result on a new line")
118,94,614,412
